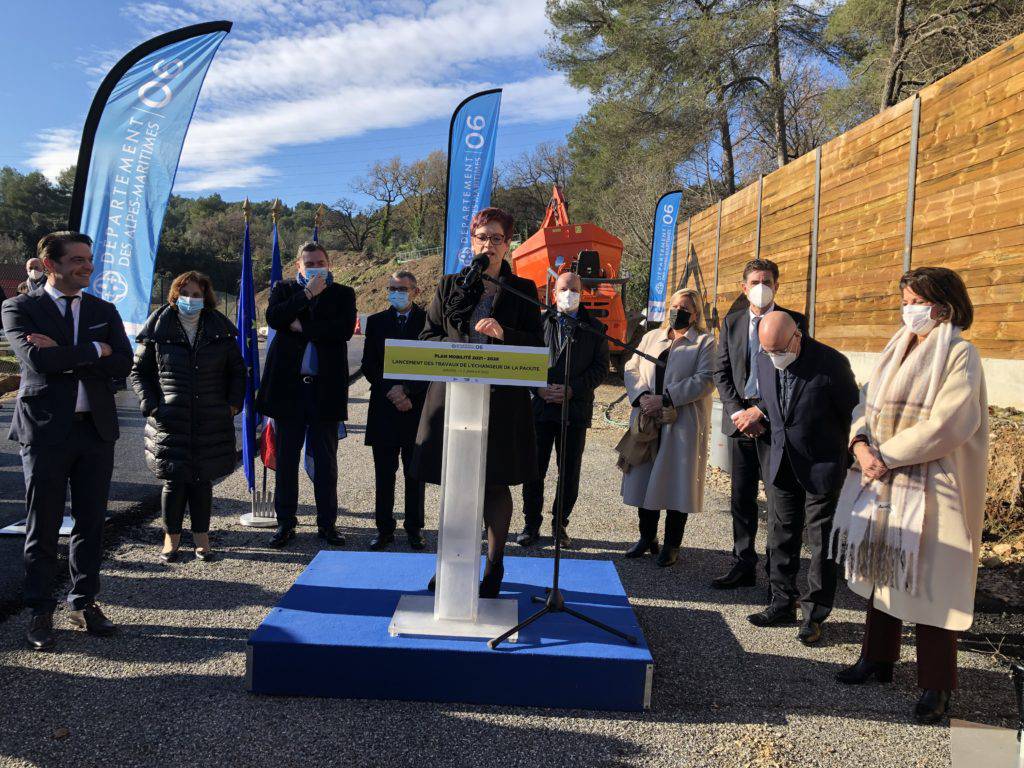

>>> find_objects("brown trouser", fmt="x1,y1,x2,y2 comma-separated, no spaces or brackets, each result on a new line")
862,602,959,690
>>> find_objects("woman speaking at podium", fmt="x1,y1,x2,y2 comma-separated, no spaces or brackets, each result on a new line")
412,207,543,597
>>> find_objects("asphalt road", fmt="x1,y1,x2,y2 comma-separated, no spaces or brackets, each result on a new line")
0,335,364,619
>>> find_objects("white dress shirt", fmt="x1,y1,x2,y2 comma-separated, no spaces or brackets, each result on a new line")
43,283,103,413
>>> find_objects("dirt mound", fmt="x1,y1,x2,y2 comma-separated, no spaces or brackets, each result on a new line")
986,407,1024,540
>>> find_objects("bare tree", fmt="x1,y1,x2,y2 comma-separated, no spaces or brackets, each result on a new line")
352,157,408,251
504,141,575,210
402,150,446,244
331,197,379,252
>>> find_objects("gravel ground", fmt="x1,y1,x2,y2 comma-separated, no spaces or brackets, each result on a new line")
0,377,1016,768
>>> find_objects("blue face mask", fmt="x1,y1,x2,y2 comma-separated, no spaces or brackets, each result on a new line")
388,290,410,311
176,296,203,316
299,267,332,286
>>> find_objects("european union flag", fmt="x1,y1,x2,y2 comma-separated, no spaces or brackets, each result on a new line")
237,217,260,491
265,220,283,350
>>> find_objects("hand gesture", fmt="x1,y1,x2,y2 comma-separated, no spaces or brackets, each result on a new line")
854,442,889,482
473,318,504,340
27,333,56,349
732,407,765,437
639,394,662,417
289,319,303,333
305,273,327,297
395,397,413,413
386,385,407,404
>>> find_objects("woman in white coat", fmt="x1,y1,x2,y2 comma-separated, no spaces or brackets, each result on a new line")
831,267,988,725
621,288,716,567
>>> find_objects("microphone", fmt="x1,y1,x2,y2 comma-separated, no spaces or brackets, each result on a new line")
456,254,490,288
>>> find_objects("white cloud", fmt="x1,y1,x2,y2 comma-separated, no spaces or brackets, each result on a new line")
28,0,589,192
174,164,277,191
26,128,80,181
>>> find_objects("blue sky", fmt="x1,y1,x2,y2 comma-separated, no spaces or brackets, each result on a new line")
0,0,588,206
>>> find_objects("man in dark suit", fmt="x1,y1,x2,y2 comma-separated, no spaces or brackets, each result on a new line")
2,231,132,650
257,242,357,549
361,271,427,550
749,311,859,644
711,258,806,589
517,271,609,549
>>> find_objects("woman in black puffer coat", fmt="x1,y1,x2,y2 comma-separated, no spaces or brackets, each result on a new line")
131,271,246,562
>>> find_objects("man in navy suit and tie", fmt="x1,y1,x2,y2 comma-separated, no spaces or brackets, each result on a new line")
749,311,859,645
361,271,428,550
2,231,133,651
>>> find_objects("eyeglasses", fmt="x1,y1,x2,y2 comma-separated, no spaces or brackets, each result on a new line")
472,234,506,245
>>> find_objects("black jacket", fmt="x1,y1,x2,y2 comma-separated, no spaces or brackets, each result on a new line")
256,279,357,422
361,304,427,448
131,305,246,482
531,305,609,427
412,261,544,486
713,303,807,437
2,288,133,446
755,336,859,495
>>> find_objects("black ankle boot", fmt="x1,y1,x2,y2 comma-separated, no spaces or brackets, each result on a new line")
656,547,679,567
914,689,952,724
624,538,659,558
479,560,504,599
835,656,894,685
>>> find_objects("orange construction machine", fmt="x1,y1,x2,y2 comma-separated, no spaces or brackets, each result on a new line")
511,186,630,359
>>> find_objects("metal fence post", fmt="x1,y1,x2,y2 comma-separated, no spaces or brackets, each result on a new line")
809,146,822,336
903,94,922,273
755,174,764,260
712,200,723,328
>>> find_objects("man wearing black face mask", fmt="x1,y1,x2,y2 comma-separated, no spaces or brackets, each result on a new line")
749,311,858,645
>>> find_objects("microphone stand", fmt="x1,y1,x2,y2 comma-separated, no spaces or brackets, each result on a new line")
477,271,664,650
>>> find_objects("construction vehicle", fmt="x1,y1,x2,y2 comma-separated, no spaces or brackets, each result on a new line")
511,186,631,365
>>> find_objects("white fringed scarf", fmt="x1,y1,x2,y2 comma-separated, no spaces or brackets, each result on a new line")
830,321,959,595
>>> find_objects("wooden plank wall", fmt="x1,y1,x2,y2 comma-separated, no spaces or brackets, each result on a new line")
664,31,1024,359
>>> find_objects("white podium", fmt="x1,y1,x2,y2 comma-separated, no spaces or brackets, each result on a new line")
381,340,550,641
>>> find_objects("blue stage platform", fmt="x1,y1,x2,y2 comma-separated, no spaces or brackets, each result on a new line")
246,552,653,711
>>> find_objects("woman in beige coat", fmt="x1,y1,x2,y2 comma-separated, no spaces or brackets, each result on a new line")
831,267,988,725
621,288,716,567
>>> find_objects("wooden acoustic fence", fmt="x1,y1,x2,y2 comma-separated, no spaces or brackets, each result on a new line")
666,31,1024,361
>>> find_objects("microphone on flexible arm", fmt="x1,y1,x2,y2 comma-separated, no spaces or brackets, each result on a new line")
455,253,491,288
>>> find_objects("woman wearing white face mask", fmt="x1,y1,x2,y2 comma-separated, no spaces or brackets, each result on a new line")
620,289,716,566
832,267,988,725
131,271,246,562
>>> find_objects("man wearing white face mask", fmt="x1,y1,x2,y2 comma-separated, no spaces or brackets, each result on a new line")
712,259,807,589
748,311,858,644
25,257,47,292
361,271,427,550
518,270,609,548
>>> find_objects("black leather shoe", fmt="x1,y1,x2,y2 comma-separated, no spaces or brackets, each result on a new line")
317,527,346,546
914,689,952,724
159,549,179,563
479,561,504,599
68,603,116,637
26,612,54,651
656,547,679,567
835,656,894,685
369,533,394,550
407,531,425,550
798,620,823,645
268,526,295,549
747,603,797,627
711,564,756,589
624,538,659,558
553,526,572,549
516,528,540,547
